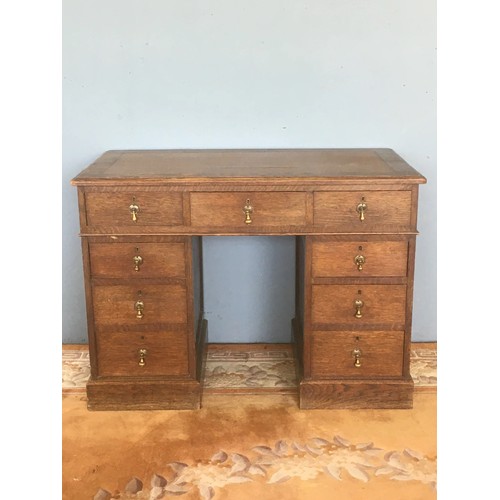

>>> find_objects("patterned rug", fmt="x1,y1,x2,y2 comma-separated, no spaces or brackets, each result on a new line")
62,343,436,500
62,343,436,394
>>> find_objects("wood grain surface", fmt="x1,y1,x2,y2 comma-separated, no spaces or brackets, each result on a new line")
89,242,186,278
311,284,407,326
310,330,404,378
71,149,426,185
85,190,183,226
96,330,189,377
313,190,413,230
190,191,307,227
72,149,426,410
312,239,408,277
92,284,187,327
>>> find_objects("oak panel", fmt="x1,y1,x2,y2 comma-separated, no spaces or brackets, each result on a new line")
97,330,189,377
299,379,413,409
86,378,201,410
314,190,412,230
311,284,407,325
190,192,307,227
85,191,183,226
89,242,185,278
71,149,426,185
93,284,187,327
312,240,408,277
310,330,404,378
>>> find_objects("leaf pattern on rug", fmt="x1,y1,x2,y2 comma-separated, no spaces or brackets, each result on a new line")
93,436,436,499
204,360,297,389
62,351,91,391
375,449,437,487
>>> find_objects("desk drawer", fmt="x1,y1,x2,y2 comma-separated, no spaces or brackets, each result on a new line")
190,192,307,227
85,191,183,226
312,240,408,277
93,284,187,327
310,330,404,378
97,330,189,377
89,242,186,279
314,191,412,230
312,284,407,326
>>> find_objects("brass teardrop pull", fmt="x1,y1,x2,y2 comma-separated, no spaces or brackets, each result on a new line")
354,299,364,318
354,254,365,271
129,200,139,222
353,348,362,368
243,199,253,224
138,348,147,366
135,300,144,319
356,200,367,221
133,254,143,271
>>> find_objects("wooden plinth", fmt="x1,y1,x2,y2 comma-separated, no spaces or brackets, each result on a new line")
86,378,201,411
299,378,414,409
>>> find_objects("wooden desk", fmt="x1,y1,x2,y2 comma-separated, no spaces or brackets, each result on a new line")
71,149,426,410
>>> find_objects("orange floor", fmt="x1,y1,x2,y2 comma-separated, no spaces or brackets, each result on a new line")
62,343,436,500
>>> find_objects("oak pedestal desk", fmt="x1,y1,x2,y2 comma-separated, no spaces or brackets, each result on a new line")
71,149,426,411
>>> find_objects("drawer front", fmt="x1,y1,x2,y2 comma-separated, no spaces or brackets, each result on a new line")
310,330,404,378
97,330,189,377
312,240,408,277
89,242,186,279
85,191,183,226
190,192,307,227
314,191,412,230
312,284,406,326
93,284,187,327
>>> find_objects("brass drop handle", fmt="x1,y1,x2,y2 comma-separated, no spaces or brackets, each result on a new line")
354,299,364,318
353,348,362,368
135,300,144,319
133,255,143,272
243,199,253,224
356,201,367,221
138,348,147,367
354,254,365,271
129,203,139,222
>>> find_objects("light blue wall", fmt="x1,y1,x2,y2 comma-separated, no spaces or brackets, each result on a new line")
63,0,436,343
203,237,296,343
